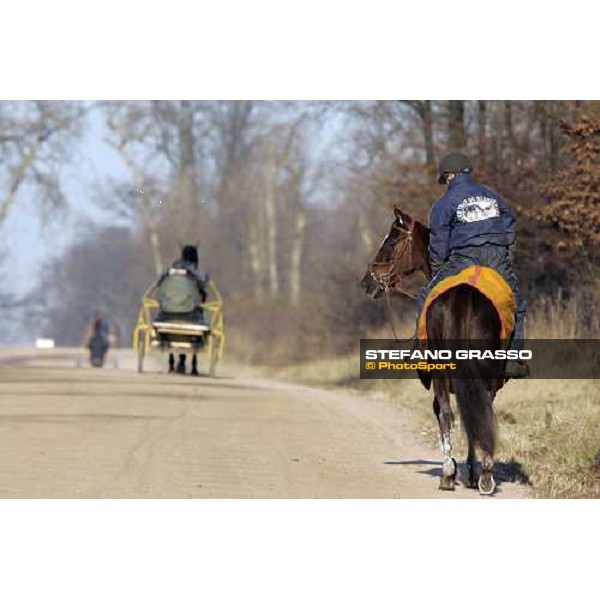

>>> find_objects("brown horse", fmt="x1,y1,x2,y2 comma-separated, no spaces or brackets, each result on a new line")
362,205,505,494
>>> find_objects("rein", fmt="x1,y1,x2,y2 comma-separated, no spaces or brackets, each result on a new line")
370,226,418,343
383,287,415,343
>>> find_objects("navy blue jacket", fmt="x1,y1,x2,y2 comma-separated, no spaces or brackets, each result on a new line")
429,173,516,272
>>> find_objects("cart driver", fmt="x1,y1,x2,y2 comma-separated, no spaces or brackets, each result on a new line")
153,245,209,323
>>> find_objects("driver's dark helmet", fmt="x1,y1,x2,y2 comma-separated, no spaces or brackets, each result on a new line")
437,152,473,184
181,245,199,267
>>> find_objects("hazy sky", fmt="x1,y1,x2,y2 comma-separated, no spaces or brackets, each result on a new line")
2,107,129,295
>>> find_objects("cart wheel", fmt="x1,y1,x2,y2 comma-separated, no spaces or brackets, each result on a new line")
137,332,145,374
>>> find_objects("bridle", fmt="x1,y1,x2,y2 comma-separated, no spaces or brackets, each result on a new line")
370,220,418,300
369,218,419,342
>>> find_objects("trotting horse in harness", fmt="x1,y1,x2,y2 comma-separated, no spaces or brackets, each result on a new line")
363,206,510,494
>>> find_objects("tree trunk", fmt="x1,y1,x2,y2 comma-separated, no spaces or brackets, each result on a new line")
105,107,164,277
504,100,518,161
422,101,435,170
549,101,559,174
118,145,163,277
135,187,163,278
248,217,264,301
265,143,280,298
147,227,163,278
216,101,254,219
401,101,435,169
537,101,547,163
477,100,487,171
447,100,466,150
178,100,199,207
289,165,306,308
492,103,503,177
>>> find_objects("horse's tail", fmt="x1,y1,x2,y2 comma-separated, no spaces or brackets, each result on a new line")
449,285,497,456
453,361,496,456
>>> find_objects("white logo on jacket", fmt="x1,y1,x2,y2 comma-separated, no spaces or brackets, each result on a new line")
456,196,500,223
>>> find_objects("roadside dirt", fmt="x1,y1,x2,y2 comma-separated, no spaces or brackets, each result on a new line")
0,348,529,498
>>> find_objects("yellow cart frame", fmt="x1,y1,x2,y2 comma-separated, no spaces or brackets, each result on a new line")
133,280,225,376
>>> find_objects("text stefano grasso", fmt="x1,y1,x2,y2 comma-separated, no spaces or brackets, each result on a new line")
364,349,532,361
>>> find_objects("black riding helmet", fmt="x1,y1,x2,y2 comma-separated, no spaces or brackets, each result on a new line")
181,244,199,266
437,152,473,184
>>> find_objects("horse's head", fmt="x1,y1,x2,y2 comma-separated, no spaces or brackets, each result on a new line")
362,205,431,299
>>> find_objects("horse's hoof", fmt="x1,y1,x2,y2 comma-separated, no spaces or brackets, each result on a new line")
190,370,199,377
439,475,456,491
478,473,496,495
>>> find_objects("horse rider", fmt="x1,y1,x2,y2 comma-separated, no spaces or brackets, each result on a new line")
81,310,117,365
81,311,110,345
415,152,529,378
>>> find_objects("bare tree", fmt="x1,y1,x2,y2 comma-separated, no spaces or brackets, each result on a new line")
447,100,466,151
104,102,165,276
477,100,487,169
402,101,436,169
288,161,307,307
265,141,280,297
0,101,85,227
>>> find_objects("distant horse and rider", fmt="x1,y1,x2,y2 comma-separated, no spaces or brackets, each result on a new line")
363,153,529,494
82,310,119,367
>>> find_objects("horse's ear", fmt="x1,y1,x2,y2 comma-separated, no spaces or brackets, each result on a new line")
393,205,404,225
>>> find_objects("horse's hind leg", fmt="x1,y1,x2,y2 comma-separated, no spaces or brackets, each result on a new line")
190,353,199,376
466,443,477,489
168,353,175,373
478,391,497,495
433,382,457,491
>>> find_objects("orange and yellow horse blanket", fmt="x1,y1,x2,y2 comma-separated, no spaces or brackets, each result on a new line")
418,265,516,341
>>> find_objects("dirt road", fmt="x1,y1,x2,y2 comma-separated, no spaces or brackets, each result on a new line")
0,349,529,498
